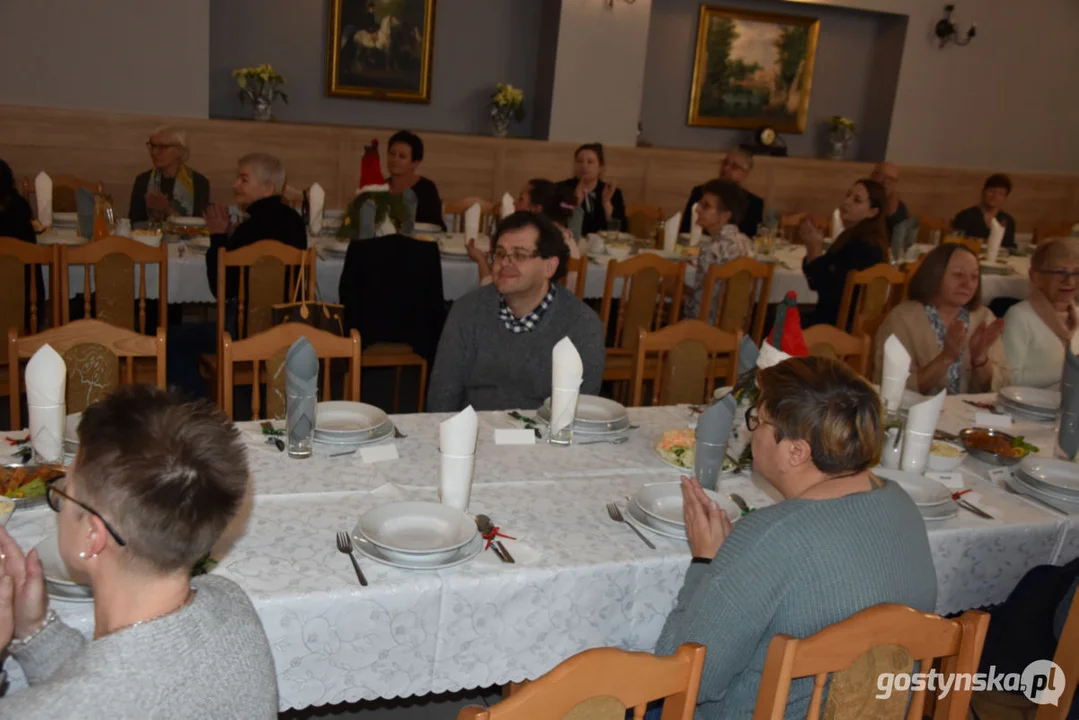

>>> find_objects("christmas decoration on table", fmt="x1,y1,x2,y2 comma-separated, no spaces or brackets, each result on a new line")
338,140,413,239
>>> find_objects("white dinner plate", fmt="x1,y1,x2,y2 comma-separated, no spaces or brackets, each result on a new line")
350,530,483,570
921,503,959,522
35,534,91,593
652,443,693,472
414,222,442,233
1006,472,1079,514
172,216,206,227
1000,387,1061,412
47,580,94,603
872,468,953,507
186,235,211,250
1016,457,1079,495
623,500,687,540
355,501,477,564
631,482,739,533
538,395,628,428
315,402,390,436
997,398,1058,419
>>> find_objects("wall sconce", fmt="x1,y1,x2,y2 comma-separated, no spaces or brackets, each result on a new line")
935,4,976,48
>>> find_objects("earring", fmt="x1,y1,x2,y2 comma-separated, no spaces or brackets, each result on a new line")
79,551,87,559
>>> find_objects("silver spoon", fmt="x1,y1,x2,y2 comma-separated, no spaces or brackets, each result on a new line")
474,515,511,563
575,436,629,446
729,493,752,515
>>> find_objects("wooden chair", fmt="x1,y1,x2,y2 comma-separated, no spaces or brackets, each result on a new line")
631,320,740,407
220,323,361,421
917,217,950,245
23,174,100,214
625,203,664,241
61,235,168,333
698,256,774,344
599,254,686,391
943,235,982,255
458,643,706,720
780,213,828,243
361,343,428,413
836,263,905,339
1032,222,1076,245
559,256,588,299
803,325,871,377
900,254,927,302
753,604,989,720
444,198,497,236
8,319,166,430
0,238,60,336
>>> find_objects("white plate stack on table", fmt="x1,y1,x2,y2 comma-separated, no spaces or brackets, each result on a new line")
537,395,630,438
873,468,959,522
1005,457,1079,514
312,401,395,450
26,345,67,465
439,406,477,511
996,386,1061,423
438,233,489,259
622,482,741,540
351,501,482,570
36,533,94,603
900,390,946,474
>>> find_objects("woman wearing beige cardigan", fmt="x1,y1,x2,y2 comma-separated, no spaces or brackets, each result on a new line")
875,243,1008,394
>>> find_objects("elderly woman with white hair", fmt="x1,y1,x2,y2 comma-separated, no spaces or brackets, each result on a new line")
1003,237,1079,388
129,126,211,223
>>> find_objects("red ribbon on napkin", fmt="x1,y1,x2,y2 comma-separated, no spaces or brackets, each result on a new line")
481,525,516,550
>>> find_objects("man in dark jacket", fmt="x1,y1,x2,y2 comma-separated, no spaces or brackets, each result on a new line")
680,148,764,238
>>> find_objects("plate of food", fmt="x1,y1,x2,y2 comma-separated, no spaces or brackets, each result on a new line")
959,428,1037,467
654,429,736,473
927,440,967,472
1,464,65,507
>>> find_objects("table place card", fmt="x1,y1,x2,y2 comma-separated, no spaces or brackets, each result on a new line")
495,428,536,445
975,412,1012,428
986,467,1013,485
925,472,964,490
361,444,399,464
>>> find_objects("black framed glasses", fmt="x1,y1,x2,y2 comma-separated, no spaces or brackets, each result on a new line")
46,476,127,547
1034,268,1079,283
491,248,541,264
745,405,771,432
145,141,178,152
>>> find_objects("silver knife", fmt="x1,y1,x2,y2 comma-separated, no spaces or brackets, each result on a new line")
494,540,515,563
955,499,994,520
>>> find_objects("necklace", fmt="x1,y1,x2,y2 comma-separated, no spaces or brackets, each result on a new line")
109,588,196,636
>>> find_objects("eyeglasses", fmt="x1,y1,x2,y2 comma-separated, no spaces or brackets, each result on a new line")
745,405,772,432
722,159,750,173
46,476,127,547
146,141,178,152
1035,269,1079,282
491,248,540,264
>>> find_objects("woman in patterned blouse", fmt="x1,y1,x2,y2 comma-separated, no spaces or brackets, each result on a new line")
683,179,755,322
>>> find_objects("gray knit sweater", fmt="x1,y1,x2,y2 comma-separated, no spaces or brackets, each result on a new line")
655,480,937,720
1,575,278,719
427,283,606,412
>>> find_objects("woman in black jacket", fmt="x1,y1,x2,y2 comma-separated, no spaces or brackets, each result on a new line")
558,143,627,236
386,130,445,230
800,179,890,328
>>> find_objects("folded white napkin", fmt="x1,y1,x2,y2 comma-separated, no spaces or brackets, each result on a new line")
551,337,583,435
500,192,514,219
663,212,682,253
26,344,66,462
830,208,844,241
900,390,946,471
464,203,481,240
35,172,52,228
880,335,912,412
377,215,396,237
440,404,477,455
986,217,1005,263
308,183,325,234
756,341,791,370
689,203,703,246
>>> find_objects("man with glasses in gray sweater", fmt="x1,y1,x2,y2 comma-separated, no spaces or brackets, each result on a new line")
428,212,605,412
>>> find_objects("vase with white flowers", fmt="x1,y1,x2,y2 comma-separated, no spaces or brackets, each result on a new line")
826,116,856,160
234,64,288,122
488,83,525,138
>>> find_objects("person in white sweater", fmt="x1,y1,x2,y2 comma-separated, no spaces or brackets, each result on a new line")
0,385,277,719
1003,237,1079,388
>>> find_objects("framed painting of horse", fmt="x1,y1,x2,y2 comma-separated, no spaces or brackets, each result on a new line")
327,0,436,103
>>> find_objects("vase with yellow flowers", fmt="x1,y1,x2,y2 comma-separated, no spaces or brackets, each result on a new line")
826,116,856,160
234,64,288,122
488,83,525,138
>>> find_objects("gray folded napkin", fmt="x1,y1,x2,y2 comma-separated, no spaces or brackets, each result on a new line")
891,218,912,261
695,394,737,489
76,187,95,239
1059,346,1078,460
569,207,584,241
285,337,318,449
402,188,417,236
737,336,760,378
358,198,377,240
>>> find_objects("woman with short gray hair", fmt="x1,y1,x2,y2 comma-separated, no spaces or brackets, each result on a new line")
129,126,211,223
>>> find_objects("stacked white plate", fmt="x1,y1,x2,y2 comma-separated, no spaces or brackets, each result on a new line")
35,534,93,603
997,387,1060,423
51,211,78,231
873,468,958,522
623,482,741,540
351,501,481,569
1008,457,1079,514
313,402,395,449
536,395,631,436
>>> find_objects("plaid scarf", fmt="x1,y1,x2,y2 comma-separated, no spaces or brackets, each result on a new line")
499,285,556,333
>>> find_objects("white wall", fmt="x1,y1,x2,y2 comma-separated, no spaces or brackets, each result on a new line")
547,0,653,147
0,0,209,118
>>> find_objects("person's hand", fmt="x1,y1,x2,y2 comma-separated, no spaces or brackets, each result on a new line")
0,576,14,648
799,219,824,259
969,318,1005,365
203,204,231,235
601,182,617,217
145,191,170,214
0,526,48,640
574,183,586,207
466,238,485,265
942,318,967,362
680,475,732,560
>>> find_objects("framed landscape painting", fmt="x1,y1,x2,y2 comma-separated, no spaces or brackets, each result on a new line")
327,0,436,103
687,5,820,132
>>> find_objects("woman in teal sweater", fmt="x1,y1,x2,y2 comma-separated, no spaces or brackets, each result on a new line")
656,357,938,719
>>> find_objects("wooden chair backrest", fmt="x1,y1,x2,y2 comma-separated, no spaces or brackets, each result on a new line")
457,643,706,720
917,216,949,245
61,235,168,333
600,254,686,355
45,174,100,213
444,198,498,235
754,605,989,720
900,255,927,302
625,203,664,240
1035,587,1079,720
631,320,740,407
0,237,60,336
7,320,165,430
698,256,775,344
558,256,588,299
803,324,871,377
837,264,905,337
1032,223,1075,246
221,324,361,421
780,213,828,242
943,236,982,255
216,240,315,341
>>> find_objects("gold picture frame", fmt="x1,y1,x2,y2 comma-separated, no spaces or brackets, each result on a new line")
327,0,436,104
687,5,820,132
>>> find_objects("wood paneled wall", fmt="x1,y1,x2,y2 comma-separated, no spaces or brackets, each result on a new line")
3,105,1078,229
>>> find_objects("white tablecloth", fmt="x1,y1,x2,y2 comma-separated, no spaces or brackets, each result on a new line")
2,399,1076,711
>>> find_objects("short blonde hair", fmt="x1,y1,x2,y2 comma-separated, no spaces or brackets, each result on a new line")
1032,236,1079,271
151,125,189,162
238,152,286,193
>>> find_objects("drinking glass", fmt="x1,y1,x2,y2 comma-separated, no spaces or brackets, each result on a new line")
439,453,475,510
604,220,621,243
29,404,65,465
286,391,317,459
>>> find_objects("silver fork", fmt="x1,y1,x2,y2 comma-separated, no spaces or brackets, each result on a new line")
606,503,655,549
336,531,368,586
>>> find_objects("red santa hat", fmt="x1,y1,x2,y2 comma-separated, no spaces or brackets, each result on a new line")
357,139,388,194
767,291,808,357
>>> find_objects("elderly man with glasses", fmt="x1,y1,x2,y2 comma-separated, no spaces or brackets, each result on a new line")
680,148,764,238
129,126,211,224
427,211,605,412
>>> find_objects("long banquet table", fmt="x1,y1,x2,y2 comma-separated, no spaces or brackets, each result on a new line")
2,395,1076,711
